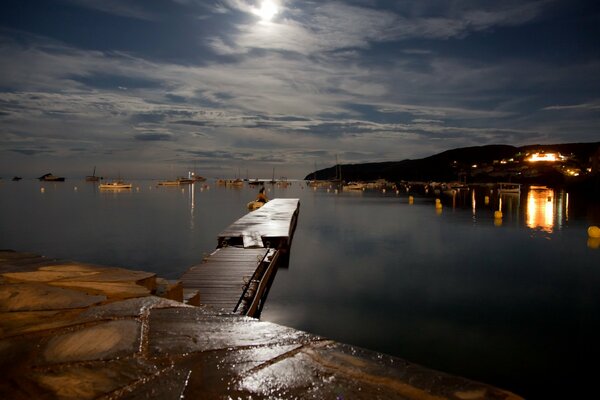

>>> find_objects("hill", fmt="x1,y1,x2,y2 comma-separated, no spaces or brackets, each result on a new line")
305,142,600,187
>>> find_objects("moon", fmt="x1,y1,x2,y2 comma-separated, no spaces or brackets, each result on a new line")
255,0,278,21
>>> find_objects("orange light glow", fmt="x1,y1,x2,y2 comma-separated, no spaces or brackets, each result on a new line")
527,152,558,162
526,188,555,232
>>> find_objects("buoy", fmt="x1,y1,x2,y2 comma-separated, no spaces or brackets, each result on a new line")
40,187,45,193
435,198,442,209
335,189,339,194
484,196,490,205
382,188,386,194
494,210,503,219
408,196,414,204
588,226,600,239
74,186,78,191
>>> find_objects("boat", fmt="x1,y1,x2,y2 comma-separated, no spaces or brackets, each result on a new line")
158,180,180,186
85,166,102,182
176,177,194,184
247,200,266,211
190,173,206,182
226,179,244,187
189,163,206,182
12,176,22,181
269,167,276,184
99,181,132,189
248,179,264,186
497,182,521,194
38,173,65,182
343,182,366,191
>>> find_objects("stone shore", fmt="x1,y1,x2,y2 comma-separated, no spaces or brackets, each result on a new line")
0,250,523,400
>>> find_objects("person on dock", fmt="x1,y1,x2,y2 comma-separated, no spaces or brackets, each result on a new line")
256,187,269,203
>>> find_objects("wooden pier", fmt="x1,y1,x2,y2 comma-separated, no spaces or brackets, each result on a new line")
181,198,300,317
217,198,300,249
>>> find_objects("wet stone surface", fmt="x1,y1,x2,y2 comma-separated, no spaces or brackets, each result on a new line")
0,250,523,399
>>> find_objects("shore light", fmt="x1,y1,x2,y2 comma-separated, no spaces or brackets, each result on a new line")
527,152,559,162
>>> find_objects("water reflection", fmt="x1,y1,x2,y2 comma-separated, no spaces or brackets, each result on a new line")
523,188,575,234
189,183,195,230
526,188,553,232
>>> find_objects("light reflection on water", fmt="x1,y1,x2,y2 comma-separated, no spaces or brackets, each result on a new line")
0,180,599,399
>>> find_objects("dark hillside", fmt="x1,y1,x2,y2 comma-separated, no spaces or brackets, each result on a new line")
305,143,600,186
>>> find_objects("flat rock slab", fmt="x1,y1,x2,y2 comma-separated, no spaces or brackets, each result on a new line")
0,250,524,400
0,283,106,312
3,264,156,300
42,319,140,364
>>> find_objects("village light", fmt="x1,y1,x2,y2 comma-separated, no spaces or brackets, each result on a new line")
527,152,560,162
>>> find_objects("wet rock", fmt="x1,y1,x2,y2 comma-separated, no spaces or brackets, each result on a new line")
42,320,140,364
0,283,106,312
32,359,159,400
0,309,84,338
147,307,313,355
79,296,190,320
3,264,156,300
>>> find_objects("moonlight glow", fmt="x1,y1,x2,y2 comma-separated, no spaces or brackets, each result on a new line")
255,0,278,21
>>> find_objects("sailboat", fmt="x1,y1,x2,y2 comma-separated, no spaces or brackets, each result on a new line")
190,162,206,182
269,167,276,184
85,166,102,182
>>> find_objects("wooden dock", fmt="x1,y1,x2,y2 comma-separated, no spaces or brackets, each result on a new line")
181,198,299,317
218,198,300,249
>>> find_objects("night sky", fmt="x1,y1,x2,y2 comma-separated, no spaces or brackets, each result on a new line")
1,0,599,178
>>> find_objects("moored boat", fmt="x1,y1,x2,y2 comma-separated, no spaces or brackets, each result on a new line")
85,166,102,182
158,180,180,186
38,173,65,182
176,177,194,184
99,181,132,189
497,182,521,194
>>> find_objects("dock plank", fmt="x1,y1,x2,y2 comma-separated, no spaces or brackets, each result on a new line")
180,198,299,315
180,247,269,312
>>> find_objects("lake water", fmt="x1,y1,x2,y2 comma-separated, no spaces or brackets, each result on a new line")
1,179,599,399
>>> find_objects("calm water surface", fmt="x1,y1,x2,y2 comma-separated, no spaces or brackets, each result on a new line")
1,179,599,399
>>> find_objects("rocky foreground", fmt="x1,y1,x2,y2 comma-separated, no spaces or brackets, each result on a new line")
0,250,522,399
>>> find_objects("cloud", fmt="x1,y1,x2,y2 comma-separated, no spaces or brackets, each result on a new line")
134,132,174,141
63,0,158,21
0,1,598,178
542,101,600,111
9,148,54,156
216,1,551,55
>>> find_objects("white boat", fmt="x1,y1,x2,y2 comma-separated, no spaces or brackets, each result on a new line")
497,182,521,194
99,181,132,189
